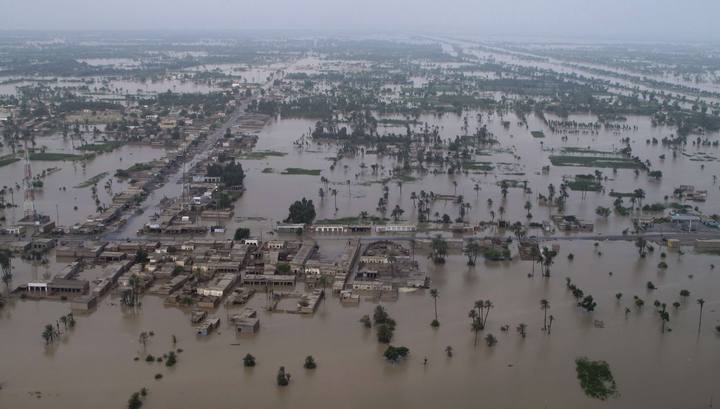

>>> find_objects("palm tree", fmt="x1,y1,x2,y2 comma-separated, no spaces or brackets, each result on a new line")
469,310,482,347
540,299,550,331
516,323,527,338
0,250,12,288
331,189,338,211
658,303,669,333
463,239,481,266
42,324,55,345
524,200,532,218
317,274,331,291
445,345,453,357
429,235,448,263
548,315,554,334
697,298,705,333
430,289,439,327
635,236,647,257
473,184,480,200
391,205,404,222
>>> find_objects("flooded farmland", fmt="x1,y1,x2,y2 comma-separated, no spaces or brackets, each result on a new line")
1,28,720,409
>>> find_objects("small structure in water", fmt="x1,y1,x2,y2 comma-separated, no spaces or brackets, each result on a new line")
230,308,260,334
196,317,220,336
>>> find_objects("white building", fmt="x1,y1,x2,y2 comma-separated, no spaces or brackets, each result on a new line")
374,224,416,233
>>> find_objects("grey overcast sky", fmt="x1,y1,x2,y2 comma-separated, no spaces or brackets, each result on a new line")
1,0,718,41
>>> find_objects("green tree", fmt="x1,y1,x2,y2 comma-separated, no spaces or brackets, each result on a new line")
575,357,618,400
383,345,409,362
285,197,316,224
234,228,250,241
165,351,177,367
0,250,12,288
277,366,291,386
463,239,481,266
377,323,394,344
42,324,54,345
128,392,143,409
243,353,256,367
304,355,317,369
430,235,448,263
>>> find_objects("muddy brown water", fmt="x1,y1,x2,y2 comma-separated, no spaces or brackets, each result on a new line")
1,240,719,408
2,52,720,409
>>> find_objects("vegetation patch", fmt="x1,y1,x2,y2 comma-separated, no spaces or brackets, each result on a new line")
30,152,95,161
281,168,322,176
565,175,602,192
77,141,124,153
0,155,20,168
238,150,287,160
75,172,109,188
315,216,387,225
549,155,645,169
462,160,494,171
575,357,618,400
383,345,409,362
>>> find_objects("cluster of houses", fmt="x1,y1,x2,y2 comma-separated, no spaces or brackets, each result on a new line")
275,222,417,235
352,241,426,297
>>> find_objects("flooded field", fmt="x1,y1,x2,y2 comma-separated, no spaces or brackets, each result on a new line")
1,31,720,409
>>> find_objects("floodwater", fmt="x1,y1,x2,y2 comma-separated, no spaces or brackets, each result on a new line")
1,240,719,408
0,134,165,227
224,109,720,239
2,48,720,409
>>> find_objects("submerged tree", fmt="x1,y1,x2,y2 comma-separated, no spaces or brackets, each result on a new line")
469,299,493,346
304,355,317,369
42,324,55,345
0,250,12,288
243,353,256,367
383,345,409,362
429,235,448,263
430,289,439,327
575,357,618,400
463,239,481,266
540,299,550,331
285,197,316,224
516,323,527,338
276,366,291,386
658,303,670,333
697,298,705,333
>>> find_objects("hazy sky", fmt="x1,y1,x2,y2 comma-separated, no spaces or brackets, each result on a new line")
1,0,718,41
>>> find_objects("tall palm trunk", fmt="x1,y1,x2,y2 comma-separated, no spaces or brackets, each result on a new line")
698,305,704,333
